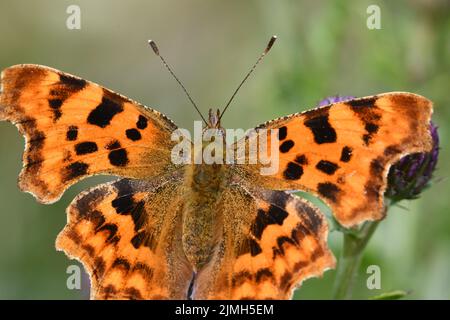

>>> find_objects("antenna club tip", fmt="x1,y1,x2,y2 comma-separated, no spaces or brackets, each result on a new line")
148,40,160,55
265,35,278,53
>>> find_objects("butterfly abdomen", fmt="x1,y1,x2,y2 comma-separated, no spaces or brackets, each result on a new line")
182,162,228,270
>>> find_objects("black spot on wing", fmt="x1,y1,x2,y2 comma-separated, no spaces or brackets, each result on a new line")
124,288,144,300
294,154,308,165
90,210,106,231
126,128,142,141
100,284,117,298
275,236,297,255
48,74,86,122
112,194,134,214
255,268,274,283
280,271,293,291
48,99,62,109
367,182,383,203
131,231,146,249
75,141,98,155
48,99,63,120
66,229,82,245
248,238,262,256
311,247,324,261
279,139,294,153
66,125,78,141
111,180,147,233
370,158,384,176
24,122,46,178
317,182,340,203
93,257,106,280
59,74,87,91
134,262,154,279
74,186,107,217
136,115,148,129
251,210,269,239
63,161,88,181
303,110,337,144
278,126,287,140
268,205,289,224
366,122,379,134
26,127,46,166
87,94,124,128
347,97,381,145
340,146,352,162
96,223,119,243
237,237,262,257
384,145,401,157
316,160,339,175
283,162,303,180
363,122,379,145
291,222,310,243
251,206,288,240
108,148,129,166
293,261,308,272
112,258,131,271
296,203,322,235
111,180,134,214
4,67,46,102
130,200,146,231
106,140,121,150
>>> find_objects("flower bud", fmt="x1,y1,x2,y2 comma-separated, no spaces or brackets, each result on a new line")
386,122,439,201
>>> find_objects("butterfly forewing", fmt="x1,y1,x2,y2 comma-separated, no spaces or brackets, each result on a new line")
0,64,180,203
233,93,433,227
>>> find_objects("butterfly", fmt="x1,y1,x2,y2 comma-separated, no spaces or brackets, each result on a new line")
0,37,433,299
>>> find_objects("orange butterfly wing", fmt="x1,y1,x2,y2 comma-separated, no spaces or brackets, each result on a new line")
56,175,193,299
0,64,179,203
234,93,433,227
192,184,334,299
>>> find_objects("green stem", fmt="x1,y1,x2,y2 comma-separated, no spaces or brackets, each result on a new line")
332,220,380,299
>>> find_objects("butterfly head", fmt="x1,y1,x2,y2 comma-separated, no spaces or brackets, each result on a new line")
207,108,221,129
206,108,226,138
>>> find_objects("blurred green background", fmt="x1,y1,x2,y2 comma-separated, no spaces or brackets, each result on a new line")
0,0,449,299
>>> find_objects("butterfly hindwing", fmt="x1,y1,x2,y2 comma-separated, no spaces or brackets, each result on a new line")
192,184,334,299
234,93,433,227
0,64,179,203
56,174,193,299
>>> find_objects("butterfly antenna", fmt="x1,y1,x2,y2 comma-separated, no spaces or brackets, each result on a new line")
148,40,208,125
219,35,277,121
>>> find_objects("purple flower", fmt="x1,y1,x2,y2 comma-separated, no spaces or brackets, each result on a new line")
386,122,439,201
318,95,355,107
